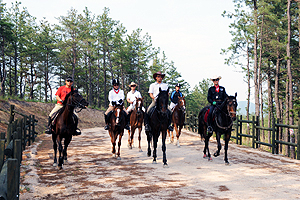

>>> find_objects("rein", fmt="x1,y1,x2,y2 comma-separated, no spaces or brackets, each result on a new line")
214,100,234,131
66,93,86,113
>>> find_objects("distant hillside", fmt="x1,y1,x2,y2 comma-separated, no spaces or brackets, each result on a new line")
237,101,255,116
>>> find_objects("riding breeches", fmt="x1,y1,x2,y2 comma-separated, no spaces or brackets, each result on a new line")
126,104,145,113
49,104,78,118
208,105,216,125
105,105,128,115
147,100,172,114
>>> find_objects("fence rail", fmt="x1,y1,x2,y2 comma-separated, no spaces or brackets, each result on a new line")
0,104,38,200
185,112,300,160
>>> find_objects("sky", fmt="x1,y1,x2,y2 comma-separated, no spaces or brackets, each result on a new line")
3,0,250,103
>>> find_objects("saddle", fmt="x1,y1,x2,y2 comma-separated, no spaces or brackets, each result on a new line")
204,108,216,124
50,108,77,126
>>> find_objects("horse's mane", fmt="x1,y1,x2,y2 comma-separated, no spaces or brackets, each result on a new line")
156,89,169,108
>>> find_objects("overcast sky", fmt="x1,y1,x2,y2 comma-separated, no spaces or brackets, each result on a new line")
3,0,250,102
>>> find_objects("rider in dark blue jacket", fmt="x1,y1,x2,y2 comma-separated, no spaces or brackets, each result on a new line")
170,83,183,110
207,76,228,133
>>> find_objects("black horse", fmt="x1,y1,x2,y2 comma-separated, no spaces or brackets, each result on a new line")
146,88,170,167
52,88,89,169
198,93,237,165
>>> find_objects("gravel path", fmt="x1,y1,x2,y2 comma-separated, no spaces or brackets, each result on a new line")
20,127,300,200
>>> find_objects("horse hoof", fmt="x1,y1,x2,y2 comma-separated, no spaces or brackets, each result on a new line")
163,163,169,168
112,154,116,158
225,162,230,166
139,149,143,152
208,157,213,161
203,154,207,158
58,166,63,170
117,157,121,160
152,160,157,164
53,163,57,167
213,153,219,157
64,160,68,164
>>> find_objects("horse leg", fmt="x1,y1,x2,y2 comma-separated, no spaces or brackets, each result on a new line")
204,136,212,161
57,138,64,169
162,131,168,167
167,129,171,143
138,127,142,152
146,131,152,157
63,136,72,162
110,132,116,157
152,135,158,164
52,134,57,166
130,127,135,149
174,123,180,147
214,132,222,157
127,129,131,148
117,133,122,160
224,132,231,165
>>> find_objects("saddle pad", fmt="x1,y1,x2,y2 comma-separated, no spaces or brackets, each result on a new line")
204,109,210,123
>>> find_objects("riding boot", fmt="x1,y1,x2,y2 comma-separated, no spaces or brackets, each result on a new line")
73,114,81,136
45,117,52,134
124,112,130,131
207,114,213,134
104,114,110,130
144,112,150,132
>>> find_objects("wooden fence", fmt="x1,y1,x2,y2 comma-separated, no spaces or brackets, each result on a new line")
185,112,300,160
0,104,38,200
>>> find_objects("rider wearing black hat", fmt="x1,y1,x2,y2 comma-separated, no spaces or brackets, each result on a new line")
170,83,183,111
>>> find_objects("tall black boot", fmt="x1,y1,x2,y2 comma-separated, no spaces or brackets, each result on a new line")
73,114,81,136
45,117,52,134
144,112,150,132
124,112,130,130
168,110,173,132
104,114,110,130
207,111,213,133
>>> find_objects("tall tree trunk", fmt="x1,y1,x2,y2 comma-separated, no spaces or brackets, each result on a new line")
1,35,5,96
247,45,251,134
267,65,272,149
14,45,18,96
285,80,290,157
103,49,107,108
253,0,260,117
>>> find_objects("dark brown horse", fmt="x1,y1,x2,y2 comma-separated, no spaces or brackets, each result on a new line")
127,97,144,151
198,93,237,165
146,88,170,167
167,96,186,147
52,88,89,169
108,100,126,160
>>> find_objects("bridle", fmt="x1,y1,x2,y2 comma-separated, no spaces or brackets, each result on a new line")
67,91,86,113
215,98,237,130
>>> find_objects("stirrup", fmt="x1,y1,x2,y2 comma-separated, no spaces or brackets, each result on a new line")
168,126,173,132
45,128,52,134
125,124,130,131
104,124,110,130
207,126,213,133
145,124,150,132
73,128,81,136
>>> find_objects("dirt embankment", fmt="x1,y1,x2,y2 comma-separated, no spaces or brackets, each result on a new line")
0,99,105,134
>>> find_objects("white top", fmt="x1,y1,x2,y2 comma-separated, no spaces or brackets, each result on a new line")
108,89,125,106
127,90,142,106
148,82,169,100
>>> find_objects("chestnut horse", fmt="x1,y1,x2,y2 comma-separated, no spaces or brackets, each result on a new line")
198,93,237,165
108,100,126,159
127,97,144,151
145,88,170,167
167,96,186,147
52,88,89,169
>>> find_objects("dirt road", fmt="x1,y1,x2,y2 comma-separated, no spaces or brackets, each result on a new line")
20,127,300,199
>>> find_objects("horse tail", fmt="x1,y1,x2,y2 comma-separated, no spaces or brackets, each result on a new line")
198,107,208,139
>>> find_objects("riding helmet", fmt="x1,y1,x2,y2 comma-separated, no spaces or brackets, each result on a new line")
175,83,181,88
112,79,120,86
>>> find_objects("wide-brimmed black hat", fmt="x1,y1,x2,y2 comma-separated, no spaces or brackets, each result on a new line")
153,71,165,80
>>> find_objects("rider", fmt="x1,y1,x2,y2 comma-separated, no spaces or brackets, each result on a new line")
126,82,145,113
104,79,130,131
169,83,183,111
45,76,81,135
144,71,173,132
207,75,228,133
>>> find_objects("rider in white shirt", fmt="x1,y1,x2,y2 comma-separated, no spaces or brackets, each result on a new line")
104,79,130,130
126,82,145,113
144,71,173,132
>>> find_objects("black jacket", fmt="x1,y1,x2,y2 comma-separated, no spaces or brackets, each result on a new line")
170,90,183,104
207,85,228,105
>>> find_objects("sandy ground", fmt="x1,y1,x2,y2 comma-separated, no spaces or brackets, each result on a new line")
19,127,300,200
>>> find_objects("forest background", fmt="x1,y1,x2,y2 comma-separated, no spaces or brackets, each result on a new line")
1,1,300,156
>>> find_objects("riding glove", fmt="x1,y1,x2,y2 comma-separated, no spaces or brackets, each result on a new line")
213,101,216,105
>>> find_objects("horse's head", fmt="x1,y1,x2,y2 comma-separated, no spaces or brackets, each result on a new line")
227,93,238,121
156,87,169,116
177,96,186,112
64,88,89,109
112,99,124,125
135,97,144,114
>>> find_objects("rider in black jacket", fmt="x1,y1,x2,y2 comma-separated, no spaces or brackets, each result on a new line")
207,75,228,133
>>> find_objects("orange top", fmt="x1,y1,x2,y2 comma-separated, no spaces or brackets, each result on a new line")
55,86,72,104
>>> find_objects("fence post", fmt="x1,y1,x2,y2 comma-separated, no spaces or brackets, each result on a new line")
239,115,243,145
256,116,260,148
272,117,275,154
32,115,36,142
0,139,4,169
7,158,18,200
297,120,300,160
276,118,279,154
236,115,239,144
252,116,255,148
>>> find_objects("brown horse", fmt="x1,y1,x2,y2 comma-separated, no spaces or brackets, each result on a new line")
108,100,126,160
198,93,237,165
127,97,144,151
167,96,186,147
52,88,89,169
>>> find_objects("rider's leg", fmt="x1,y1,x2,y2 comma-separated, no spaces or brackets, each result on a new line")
104,106,113,130
45,116,52,134
73,113,81,136
144,100,155,132
207,105,215,133
123,108,130,131
168,106,173,132
45,104,62,134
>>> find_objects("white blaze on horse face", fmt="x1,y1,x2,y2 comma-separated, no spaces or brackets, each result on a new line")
181,100,186,110
138,101,141,111
116,109,120,124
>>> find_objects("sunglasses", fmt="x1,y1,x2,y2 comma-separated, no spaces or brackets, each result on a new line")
113,84,119,86
212,79,219,81
131,85,136,87
66,80,73,82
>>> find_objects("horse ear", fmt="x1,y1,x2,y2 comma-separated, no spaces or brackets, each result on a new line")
112,101,116,106
167,88,169,93
159,87,162,92
71,86,74,92
235,92,237,98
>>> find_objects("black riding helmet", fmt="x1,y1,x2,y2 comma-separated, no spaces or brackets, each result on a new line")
112,79,120,86
175,83,181,88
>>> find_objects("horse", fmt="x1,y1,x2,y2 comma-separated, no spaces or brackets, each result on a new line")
52,88,89,169
198,93,237,165
167,96,186,147
108,100,126,160
127,97,144,151
145,88,170,167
